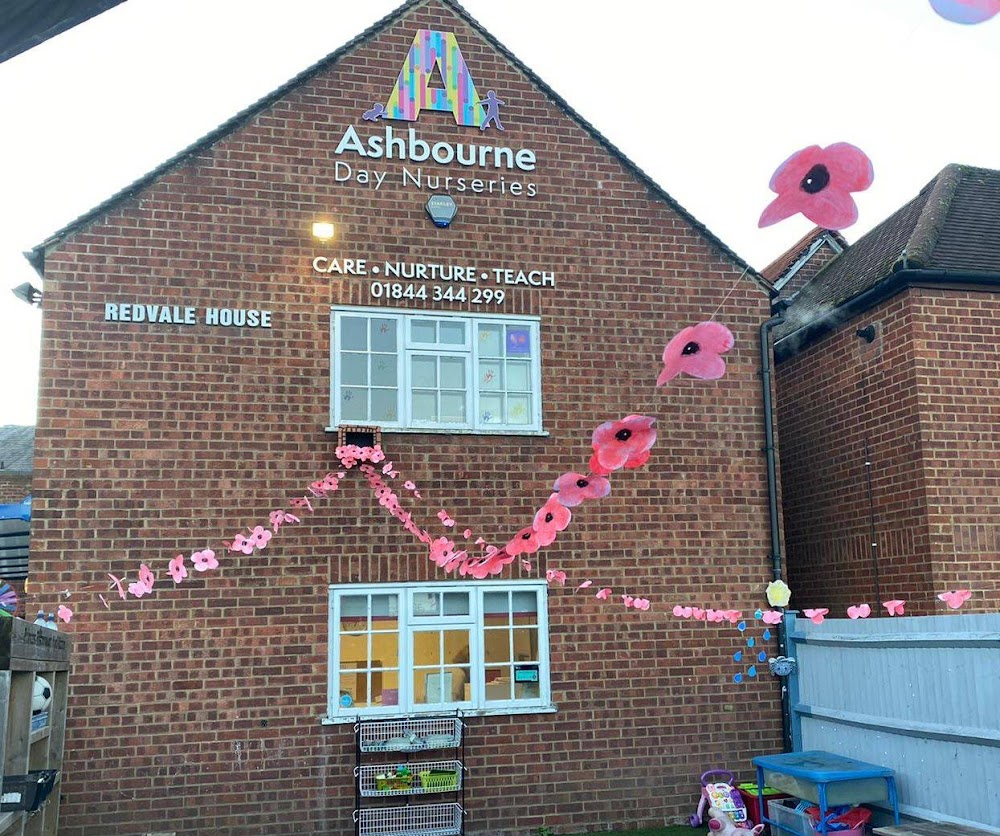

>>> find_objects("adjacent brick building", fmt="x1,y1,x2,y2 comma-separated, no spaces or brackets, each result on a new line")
0,425,33,504
26,1,782,833
774,163,1000,615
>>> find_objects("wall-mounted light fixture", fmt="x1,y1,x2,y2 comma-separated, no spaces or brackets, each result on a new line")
312,222,335,241
856,324,876,343
425,195,457,228
11,282,42,308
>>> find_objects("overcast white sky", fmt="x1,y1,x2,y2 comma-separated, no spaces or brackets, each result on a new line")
1,0,999,425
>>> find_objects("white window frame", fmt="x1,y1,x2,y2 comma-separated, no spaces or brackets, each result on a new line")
329,306,543,434
325,580,553,722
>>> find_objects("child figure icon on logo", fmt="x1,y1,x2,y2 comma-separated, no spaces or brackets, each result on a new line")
479,90,505,131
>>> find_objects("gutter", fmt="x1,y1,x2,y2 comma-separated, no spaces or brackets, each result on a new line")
774,267,1000,362
760,301,792,751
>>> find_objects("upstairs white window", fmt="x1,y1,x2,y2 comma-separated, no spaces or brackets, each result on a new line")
328,581,550,719
330,307,542,432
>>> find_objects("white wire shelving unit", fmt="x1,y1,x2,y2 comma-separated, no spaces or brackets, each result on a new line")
357,759,464,797
354,803,464,836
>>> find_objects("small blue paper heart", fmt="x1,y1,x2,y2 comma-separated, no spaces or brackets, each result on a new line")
763,629,772,641
747,637,756,648
748,666,757,678
734,673,743,684
734,651,743,662
737,621,747,632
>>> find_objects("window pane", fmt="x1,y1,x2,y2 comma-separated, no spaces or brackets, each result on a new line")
342,317,368,350
371,318,397,352
340,633,368,667
440,321,465,345
506,360,530,391
485,631,510,664
506,326,532,355
341,595,368,618
507,394,531,425
375,670,400,707
371,633,399,669
512,628,539,662
342,387,367,420
412,631,441,667
446,665,470,702
443,592,470,615
480,394,503,425
443,630,470,667
371,389,397,422
485,667,511,701
417,670,456,704
339,671,369,709
342,354,367,386
512,591,538,625
478,324,502,357
412,320,436,343
412,391,436,421
514,678,540,700
440,392,466,423
412,592,440,617
371,594,398,618
440,357,465,389
412,356,437,387
479,362,502,391
484,591,509,615
371,355,397,386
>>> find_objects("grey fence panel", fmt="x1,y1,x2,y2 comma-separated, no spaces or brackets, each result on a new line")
786,612,1000,833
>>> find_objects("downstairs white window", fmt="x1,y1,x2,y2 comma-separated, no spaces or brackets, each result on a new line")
328,581,550,719
329,307,542,433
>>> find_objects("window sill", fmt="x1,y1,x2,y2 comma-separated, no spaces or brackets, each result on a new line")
320,703,558,725
325,426,549,437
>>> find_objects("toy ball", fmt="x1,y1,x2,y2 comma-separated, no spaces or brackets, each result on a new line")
32,676,52,714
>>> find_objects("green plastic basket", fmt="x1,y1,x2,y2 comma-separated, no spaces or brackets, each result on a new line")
419,769,459,791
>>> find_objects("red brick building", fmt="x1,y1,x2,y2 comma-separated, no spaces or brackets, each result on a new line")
26,1,782,833
774,163,1000,616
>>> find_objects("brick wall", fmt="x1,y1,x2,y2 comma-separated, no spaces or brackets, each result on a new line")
777,285,1000,616
0,473,30,503
31,3,781,834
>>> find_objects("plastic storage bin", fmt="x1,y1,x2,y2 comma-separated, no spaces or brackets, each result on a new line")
739,783,790,828
767,798,814,836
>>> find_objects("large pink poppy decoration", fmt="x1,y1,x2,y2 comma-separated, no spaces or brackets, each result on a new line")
930,0,1000,23
591,414,657,473
759,143,874,230
657,321,735,386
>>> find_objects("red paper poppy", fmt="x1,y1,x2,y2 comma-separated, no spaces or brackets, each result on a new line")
505,526,540,556
759,143,873,230
532,494,572,547
657,321,735,386
591,415,657,472
930,0,1000,23
552,471,612,507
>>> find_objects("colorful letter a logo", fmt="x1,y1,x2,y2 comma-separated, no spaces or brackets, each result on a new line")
385,29,482,126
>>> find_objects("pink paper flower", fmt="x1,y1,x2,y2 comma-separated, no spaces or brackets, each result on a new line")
463,528,472,539
657,322,735,386
760,610,783,626
290,497,313,512
382,462,398,478
577,580,593,591
429,536,459,569
191,549,219,572
228,533,254,555
930,0,1000,23
622,594,635,608
759,143,874,230
672,605,693,618
138,563,155,592
552,472,612,507
632,598,651,611
505,526,540,556
691,607,706,620
803,608,829,624
437,510,456,528
108,573,126,601
937,589,972,609
595,588,612,600
723,610,742,625
883,599,906,616
591,415,657,472
532,494,572,547
269,510,301,532
56,604,73,623
521,559,532,571
847,604,872,619
545,569,567,585
168,554,188,584
128,580,150,598
248,526,272,549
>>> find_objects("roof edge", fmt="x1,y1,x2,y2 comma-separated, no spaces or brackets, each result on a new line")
902,164,965,269
774,268,1000,361
27,0,764,288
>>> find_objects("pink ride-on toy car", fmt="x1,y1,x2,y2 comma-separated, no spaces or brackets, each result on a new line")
690,770,748,828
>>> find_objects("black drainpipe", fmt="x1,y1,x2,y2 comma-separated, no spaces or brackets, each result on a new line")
760,301,792,751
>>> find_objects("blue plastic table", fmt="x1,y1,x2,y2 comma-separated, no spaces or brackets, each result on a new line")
754,750,900,835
